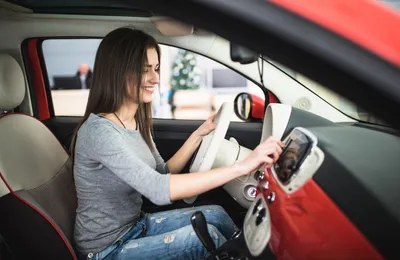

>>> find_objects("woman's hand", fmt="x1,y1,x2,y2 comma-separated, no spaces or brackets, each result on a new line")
193,114,216,138
235,136,283,175
170,137,283,201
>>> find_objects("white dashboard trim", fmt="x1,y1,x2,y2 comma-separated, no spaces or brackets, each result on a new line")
243,194,271,257
261,104,292,142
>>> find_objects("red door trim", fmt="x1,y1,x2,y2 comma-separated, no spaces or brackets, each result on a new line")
27,39,50,120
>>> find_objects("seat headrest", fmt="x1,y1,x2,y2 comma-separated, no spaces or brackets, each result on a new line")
0,54,26,111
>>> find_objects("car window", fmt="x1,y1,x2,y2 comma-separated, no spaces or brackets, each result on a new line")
42,39,264,121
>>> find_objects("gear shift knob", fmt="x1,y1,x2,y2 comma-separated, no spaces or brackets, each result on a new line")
191,211,217,254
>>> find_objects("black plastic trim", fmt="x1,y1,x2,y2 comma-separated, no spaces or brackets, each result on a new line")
207,231,276,260
20,39,39,118
0,193,74,259
283,107,334,137
314,147,400,260
33,7,153,17
339,122,400,137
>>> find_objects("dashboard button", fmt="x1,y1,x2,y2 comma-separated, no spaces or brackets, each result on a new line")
267,192,276,204
247,186,257,199
256,208,266,226
252,199,262,215
260,180,269,190
254,170,264,182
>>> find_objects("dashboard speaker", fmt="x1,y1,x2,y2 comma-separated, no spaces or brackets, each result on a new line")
294,97,312,110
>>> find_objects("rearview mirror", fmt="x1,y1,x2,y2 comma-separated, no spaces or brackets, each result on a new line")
230,42,258,64
234,92,265,121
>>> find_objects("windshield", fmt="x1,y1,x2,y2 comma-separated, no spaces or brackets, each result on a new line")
294,74,386,125
268,61,387,126
379,0,400,10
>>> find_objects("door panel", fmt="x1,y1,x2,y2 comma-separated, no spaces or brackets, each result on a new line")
43,117,263,156
42,116,263,227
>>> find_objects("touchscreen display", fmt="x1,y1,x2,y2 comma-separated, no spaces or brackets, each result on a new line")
274,129,311,184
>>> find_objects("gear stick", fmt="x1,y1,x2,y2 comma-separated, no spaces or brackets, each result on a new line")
191,211,219,259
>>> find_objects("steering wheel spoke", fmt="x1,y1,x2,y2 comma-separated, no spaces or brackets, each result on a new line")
184,102,233,204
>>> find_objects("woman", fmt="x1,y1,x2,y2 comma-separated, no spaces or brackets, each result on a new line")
72,27,283,260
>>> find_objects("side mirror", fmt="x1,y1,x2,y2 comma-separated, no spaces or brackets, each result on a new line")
230,42,258,64
234,92,265,121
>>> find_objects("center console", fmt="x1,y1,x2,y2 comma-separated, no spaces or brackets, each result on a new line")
199,194,275,260
194,127,324,260
190,206,275,260
243,194,271,257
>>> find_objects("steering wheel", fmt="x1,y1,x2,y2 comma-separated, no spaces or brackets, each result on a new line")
184,102,233,204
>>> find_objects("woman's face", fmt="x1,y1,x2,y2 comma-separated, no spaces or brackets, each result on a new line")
140,48,160,103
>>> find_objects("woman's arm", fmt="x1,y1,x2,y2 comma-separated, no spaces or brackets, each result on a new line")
169,136,283,201
167,115,216,173
166,132,202,174
169,163,241,201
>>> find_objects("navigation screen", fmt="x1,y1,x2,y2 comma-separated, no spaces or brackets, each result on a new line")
274,129,311,184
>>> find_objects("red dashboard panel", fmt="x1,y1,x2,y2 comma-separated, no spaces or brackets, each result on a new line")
259,168,382,260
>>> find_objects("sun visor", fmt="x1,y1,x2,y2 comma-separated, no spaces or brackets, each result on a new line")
152,18,194,36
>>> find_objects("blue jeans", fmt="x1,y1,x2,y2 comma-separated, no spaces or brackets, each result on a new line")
87,205,238,260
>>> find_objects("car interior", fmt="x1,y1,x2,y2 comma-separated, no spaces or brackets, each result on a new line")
0,0,399,259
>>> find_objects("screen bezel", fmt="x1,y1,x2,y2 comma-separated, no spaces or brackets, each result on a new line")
274,128,314,185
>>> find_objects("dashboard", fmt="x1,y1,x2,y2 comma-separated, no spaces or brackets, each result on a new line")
243,104,400,260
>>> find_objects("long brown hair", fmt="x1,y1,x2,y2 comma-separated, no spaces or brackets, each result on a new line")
70,28,160,161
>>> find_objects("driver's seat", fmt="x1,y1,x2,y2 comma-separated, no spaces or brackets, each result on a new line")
0,54,77,259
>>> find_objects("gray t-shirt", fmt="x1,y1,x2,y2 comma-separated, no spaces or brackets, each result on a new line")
73,113,171,255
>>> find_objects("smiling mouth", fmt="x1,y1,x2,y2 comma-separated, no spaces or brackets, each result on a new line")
143,87,154,94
